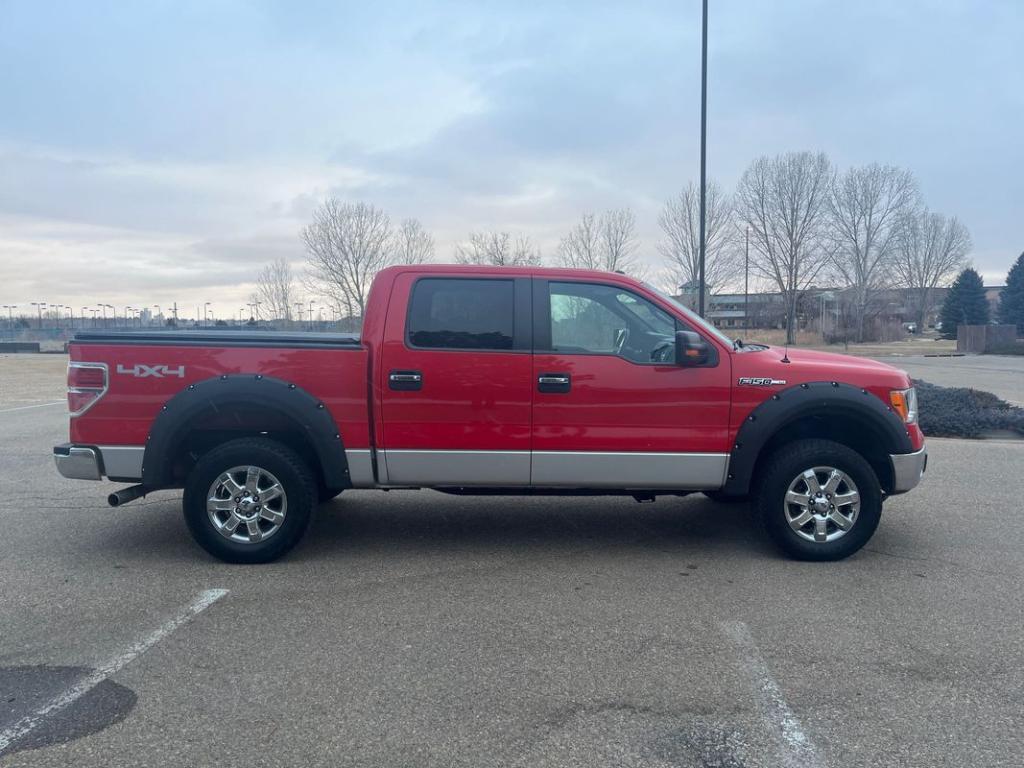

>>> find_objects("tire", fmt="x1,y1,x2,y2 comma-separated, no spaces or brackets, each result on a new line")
702,490,749,504
183,437,316,563
754,438,882,561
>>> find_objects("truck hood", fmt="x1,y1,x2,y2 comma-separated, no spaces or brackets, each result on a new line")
756,346,911,388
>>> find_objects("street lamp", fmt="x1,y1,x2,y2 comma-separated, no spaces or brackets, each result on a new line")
30,302,45,329
697,0,708,318
204,302,212,324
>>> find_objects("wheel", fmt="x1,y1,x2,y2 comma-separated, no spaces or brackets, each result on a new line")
754,438,882,561
183,437,316,563
702,490,749,504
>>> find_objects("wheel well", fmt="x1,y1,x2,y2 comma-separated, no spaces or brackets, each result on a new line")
164,404,326,488
751,413,895,493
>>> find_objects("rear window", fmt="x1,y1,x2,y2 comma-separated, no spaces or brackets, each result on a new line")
407,278,515,350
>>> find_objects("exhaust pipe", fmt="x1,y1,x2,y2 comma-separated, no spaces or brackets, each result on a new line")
108,484,148,507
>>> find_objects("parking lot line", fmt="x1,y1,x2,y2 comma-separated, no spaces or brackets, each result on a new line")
0,588,229,756
0,400,65,414
722,620,824,768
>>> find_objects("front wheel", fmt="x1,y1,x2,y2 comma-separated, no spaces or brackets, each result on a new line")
754,439,882,561
183,437,316,563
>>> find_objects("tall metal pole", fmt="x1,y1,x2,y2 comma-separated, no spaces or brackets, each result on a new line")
697,0,708,318
744,226,749,334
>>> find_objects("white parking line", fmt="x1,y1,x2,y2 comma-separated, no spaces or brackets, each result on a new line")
0,588,229,755
721,620,824,768
0,401,65,414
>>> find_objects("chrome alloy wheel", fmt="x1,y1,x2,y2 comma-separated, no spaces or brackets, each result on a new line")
783,466,861,543
206,465,287,544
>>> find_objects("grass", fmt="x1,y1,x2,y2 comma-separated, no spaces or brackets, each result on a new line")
915,379,1024,439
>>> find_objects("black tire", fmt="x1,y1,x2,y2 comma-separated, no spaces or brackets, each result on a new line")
702,490,749,504
183,437,316,563
754,438,882,561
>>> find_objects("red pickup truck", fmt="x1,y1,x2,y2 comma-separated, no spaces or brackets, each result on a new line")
55,265,926,563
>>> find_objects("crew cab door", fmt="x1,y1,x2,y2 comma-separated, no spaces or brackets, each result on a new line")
531,278,732,489
378,273,533,485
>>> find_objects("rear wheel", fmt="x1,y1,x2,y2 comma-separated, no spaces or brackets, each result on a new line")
183,437,316,563
754,438,882,561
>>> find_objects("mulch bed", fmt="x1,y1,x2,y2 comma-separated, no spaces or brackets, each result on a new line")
914,380,1024,439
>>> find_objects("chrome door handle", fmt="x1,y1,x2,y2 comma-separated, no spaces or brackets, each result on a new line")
537,373,571,393
389,370,423,391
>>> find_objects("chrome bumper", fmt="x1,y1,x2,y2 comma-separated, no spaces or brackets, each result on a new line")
53,443,102,481
889,446,927,494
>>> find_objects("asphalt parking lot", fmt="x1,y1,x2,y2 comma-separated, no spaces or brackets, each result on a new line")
874,354,1024,406
1,367,1023,766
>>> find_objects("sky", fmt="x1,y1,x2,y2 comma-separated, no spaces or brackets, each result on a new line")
0,0,1021,320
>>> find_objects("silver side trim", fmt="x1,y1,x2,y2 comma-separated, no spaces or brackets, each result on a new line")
382,449,531,486
531,451,729,490
97,445,145,480
345,449,376,488
889,446,927,494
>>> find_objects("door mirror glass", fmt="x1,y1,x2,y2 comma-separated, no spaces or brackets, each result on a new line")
675,330,709,367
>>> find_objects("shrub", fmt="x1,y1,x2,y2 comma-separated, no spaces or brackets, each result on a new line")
914,379,1024,439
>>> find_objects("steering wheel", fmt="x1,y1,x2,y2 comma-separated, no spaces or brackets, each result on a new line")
650,339,675,363
613,327,630,356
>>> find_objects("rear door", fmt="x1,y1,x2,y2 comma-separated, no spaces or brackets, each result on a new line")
531,277,732,489
378,273,533,485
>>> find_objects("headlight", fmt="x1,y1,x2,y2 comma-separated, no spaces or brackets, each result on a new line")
889,387,918,424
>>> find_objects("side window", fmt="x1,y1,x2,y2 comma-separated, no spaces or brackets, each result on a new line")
407,278,515,350
548,282,679,364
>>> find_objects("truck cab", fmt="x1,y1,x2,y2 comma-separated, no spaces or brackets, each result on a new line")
55,265,927,563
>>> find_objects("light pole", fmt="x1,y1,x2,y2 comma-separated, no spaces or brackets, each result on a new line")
307,301,315,330
204,302,211,325
154,305,161,327
697,0,708,318
31,302,45,329
744,226,750,335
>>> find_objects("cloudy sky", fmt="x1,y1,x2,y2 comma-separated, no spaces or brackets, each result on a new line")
0,0,1021,319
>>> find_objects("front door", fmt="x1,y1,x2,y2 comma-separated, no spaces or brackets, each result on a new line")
531,278,732,489
378,273,533,485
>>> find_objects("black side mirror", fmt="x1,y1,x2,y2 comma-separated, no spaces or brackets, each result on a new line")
675,330,709,367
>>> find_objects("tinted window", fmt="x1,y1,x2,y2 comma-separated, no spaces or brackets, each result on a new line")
549,282,679,363
408,278,515,350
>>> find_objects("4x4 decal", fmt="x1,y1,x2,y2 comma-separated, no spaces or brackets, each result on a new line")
116,363,186,378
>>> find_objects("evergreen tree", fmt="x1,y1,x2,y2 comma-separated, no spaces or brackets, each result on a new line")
998,251,1024,334
938,268,989,339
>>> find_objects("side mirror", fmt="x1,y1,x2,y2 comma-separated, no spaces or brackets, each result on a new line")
675,330,709,367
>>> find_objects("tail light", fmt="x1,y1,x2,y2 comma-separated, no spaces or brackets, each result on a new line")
68,362,108,416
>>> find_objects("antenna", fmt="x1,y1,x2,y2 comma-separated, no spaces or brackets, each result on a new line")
781,344,791,364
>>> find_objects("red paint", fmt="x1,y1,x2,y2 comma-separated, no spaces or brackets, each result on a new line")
67,265,923,468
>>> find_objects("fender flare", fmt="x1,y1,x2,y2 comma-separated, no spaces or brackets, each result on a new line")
722,381,913,496
140,374,350,490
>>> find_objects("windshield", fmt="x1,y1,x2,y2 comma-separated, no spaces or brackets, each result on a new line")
644,283,738,349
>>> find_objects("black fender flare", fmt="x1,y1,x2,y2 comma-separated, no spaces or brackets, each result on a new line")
140,374,349,490
722,381,913,496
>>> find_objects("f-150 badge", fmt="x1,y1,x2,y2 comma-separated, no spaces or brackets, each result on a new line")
738,377,786,386
116,364,186,378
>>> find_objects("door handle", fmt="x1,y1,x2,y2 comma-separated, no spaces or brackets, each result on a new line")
389,370,423,391
538,373,571,393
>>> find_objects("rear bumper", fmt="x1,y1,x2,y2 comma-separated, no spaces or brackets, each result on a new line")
888,446,927,494
53,443,144,481
53,443,102,480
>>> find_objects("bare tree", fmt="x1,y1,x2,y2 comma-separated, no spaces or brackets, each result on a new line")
394,218,435,265
302,199,392,321
455,231,542,266
735,151,836,344
828,164,919,342
892,209,971,329
254,257,299,323
658,181,735,296
557,208,645,277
